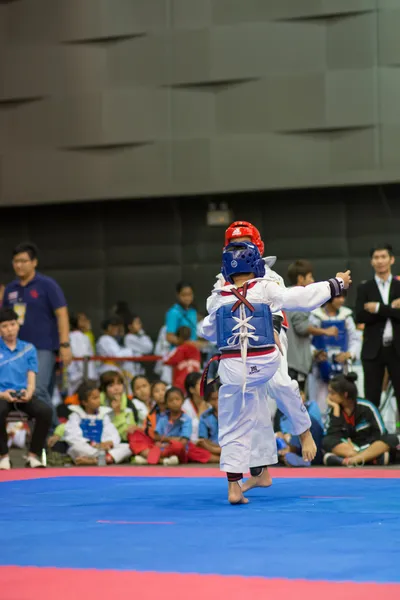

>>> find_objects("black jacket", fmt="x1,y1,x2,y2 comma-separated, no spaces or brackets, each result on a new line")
355,277,400,360
325,399,390,448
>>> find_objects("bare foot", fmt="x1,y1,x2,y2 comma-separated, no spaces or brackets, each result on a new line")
299,430,317,462
228,481,249,505
241,468,272,493
74,456,98,466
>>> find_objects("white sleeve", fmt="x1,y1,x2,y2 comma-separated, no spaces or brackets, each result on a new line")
200,312,218,344
67,334,88,389
97,336,133,358
346,315,360,359
264,281,332,313
212,273,225,291
64,413,88,445
124,333,153,355
132,399,149,425
101,414,121,447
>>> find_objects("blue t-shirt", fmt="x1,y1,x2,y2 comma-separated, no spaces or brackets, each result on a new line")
3,273,67,351
198,407,219,444
156,411,192,439
0,338,38,392
165,304,197,342
278,401,324,449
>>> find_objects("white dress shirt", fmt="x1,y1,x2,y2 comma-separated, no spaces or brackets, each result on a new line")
374,274,393,342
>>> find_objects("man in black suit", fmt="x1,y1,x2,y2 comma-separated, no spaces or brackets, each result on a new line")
355,244,400,410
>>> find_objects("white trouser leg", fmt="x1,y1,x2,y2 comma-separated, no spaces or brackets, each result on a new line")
109,443,132,464
266,330,311,436
249,386,277,468
218,352,280,473
68,442,99,461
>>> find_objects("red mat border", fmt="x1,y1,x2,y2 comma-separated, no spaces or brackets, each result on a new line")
1,466,400,482
1,567,399,600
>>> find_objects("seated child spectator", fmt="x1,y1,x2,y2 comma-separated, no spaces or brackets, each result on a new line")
144,381,167,439
124,315,154,376
96,317,135,376
197,380,220,457
128,389,181,466
76,312,95,352
155,387,220,464
183,372,210,443
131,375,151,425
163,326,201,393
67,315,97,396
274,388,324,467
323,373,398,466
64,381,131,465
154,325,172,385
99,371,139,441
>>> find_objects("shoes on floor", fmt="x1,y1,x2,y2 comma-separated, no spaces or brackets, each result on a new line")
25,455,45,468
131,455,148,465
323,453,344,467
373,452,390,466
162,456,179,466
0,455,11,470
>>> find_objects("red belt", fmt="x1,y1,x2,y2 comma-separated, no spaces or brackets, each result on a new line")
220,347,275,360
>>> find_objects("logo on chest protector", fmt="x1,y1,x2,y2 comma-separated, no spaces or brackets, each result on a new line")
249,366,260,374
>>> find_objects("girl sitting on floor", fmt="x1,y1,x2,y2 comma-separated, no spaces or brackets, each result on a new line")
64,381,131,465
323,373,398,467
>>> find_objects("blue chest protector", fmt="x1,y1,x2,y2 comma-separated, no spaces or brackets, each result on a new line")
312,319,348,382
216,302,275,352
80,417,103,444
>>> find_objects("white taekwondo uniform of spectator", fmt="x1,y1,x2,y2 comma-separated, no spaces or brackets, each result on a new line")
96,332,135,376
67,330,97,395
124,327,153,377
202,242,345,474
64,405,131,464
154,325,172,384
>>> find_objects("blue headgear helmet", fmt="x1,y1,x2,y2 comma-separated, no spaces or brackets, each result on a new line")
221,241,266,284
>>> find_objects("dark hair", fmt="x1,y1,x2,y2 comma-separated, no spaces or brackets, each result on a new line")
0,307,19,324
77,380,99,404
165,386,185,404
102,316,123,331
131,375,150,395
100,370,124,392
204,378,220,403
287,260,313,286
369,243,394,258
176,282,193,294
69,314,79,330
329,373,358,402
177,326,191,342
12,242,38,260
151,380,167,393
184,371,202,398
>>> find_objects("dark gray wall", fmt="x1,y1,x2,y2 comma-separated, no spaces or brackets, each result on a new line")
1,185,399,339
1,1,400,206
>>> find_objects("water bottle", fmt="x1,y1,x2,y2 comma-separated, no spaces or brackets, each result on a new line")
98,450,106,466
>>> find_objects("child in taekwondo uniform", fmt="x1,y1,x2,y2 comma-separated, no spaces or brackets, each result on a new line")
201,241,351,504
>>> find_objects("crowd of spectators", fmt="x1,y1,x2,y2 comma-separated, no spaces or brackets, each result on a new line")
1,240,399,470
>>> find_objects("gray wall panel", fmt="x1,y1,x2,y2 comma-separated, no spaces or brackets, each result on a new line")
1,0,400,205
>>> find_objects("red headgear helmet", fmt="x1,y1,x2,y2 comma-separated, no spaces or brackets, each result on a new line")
224,221,264,256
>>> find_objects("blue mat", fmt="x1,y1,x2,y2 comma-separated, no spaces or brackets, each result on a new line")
0,476,399,583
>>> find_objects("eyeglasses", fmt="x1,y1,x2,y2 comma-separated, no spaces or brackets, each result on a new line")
12,258,32,264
